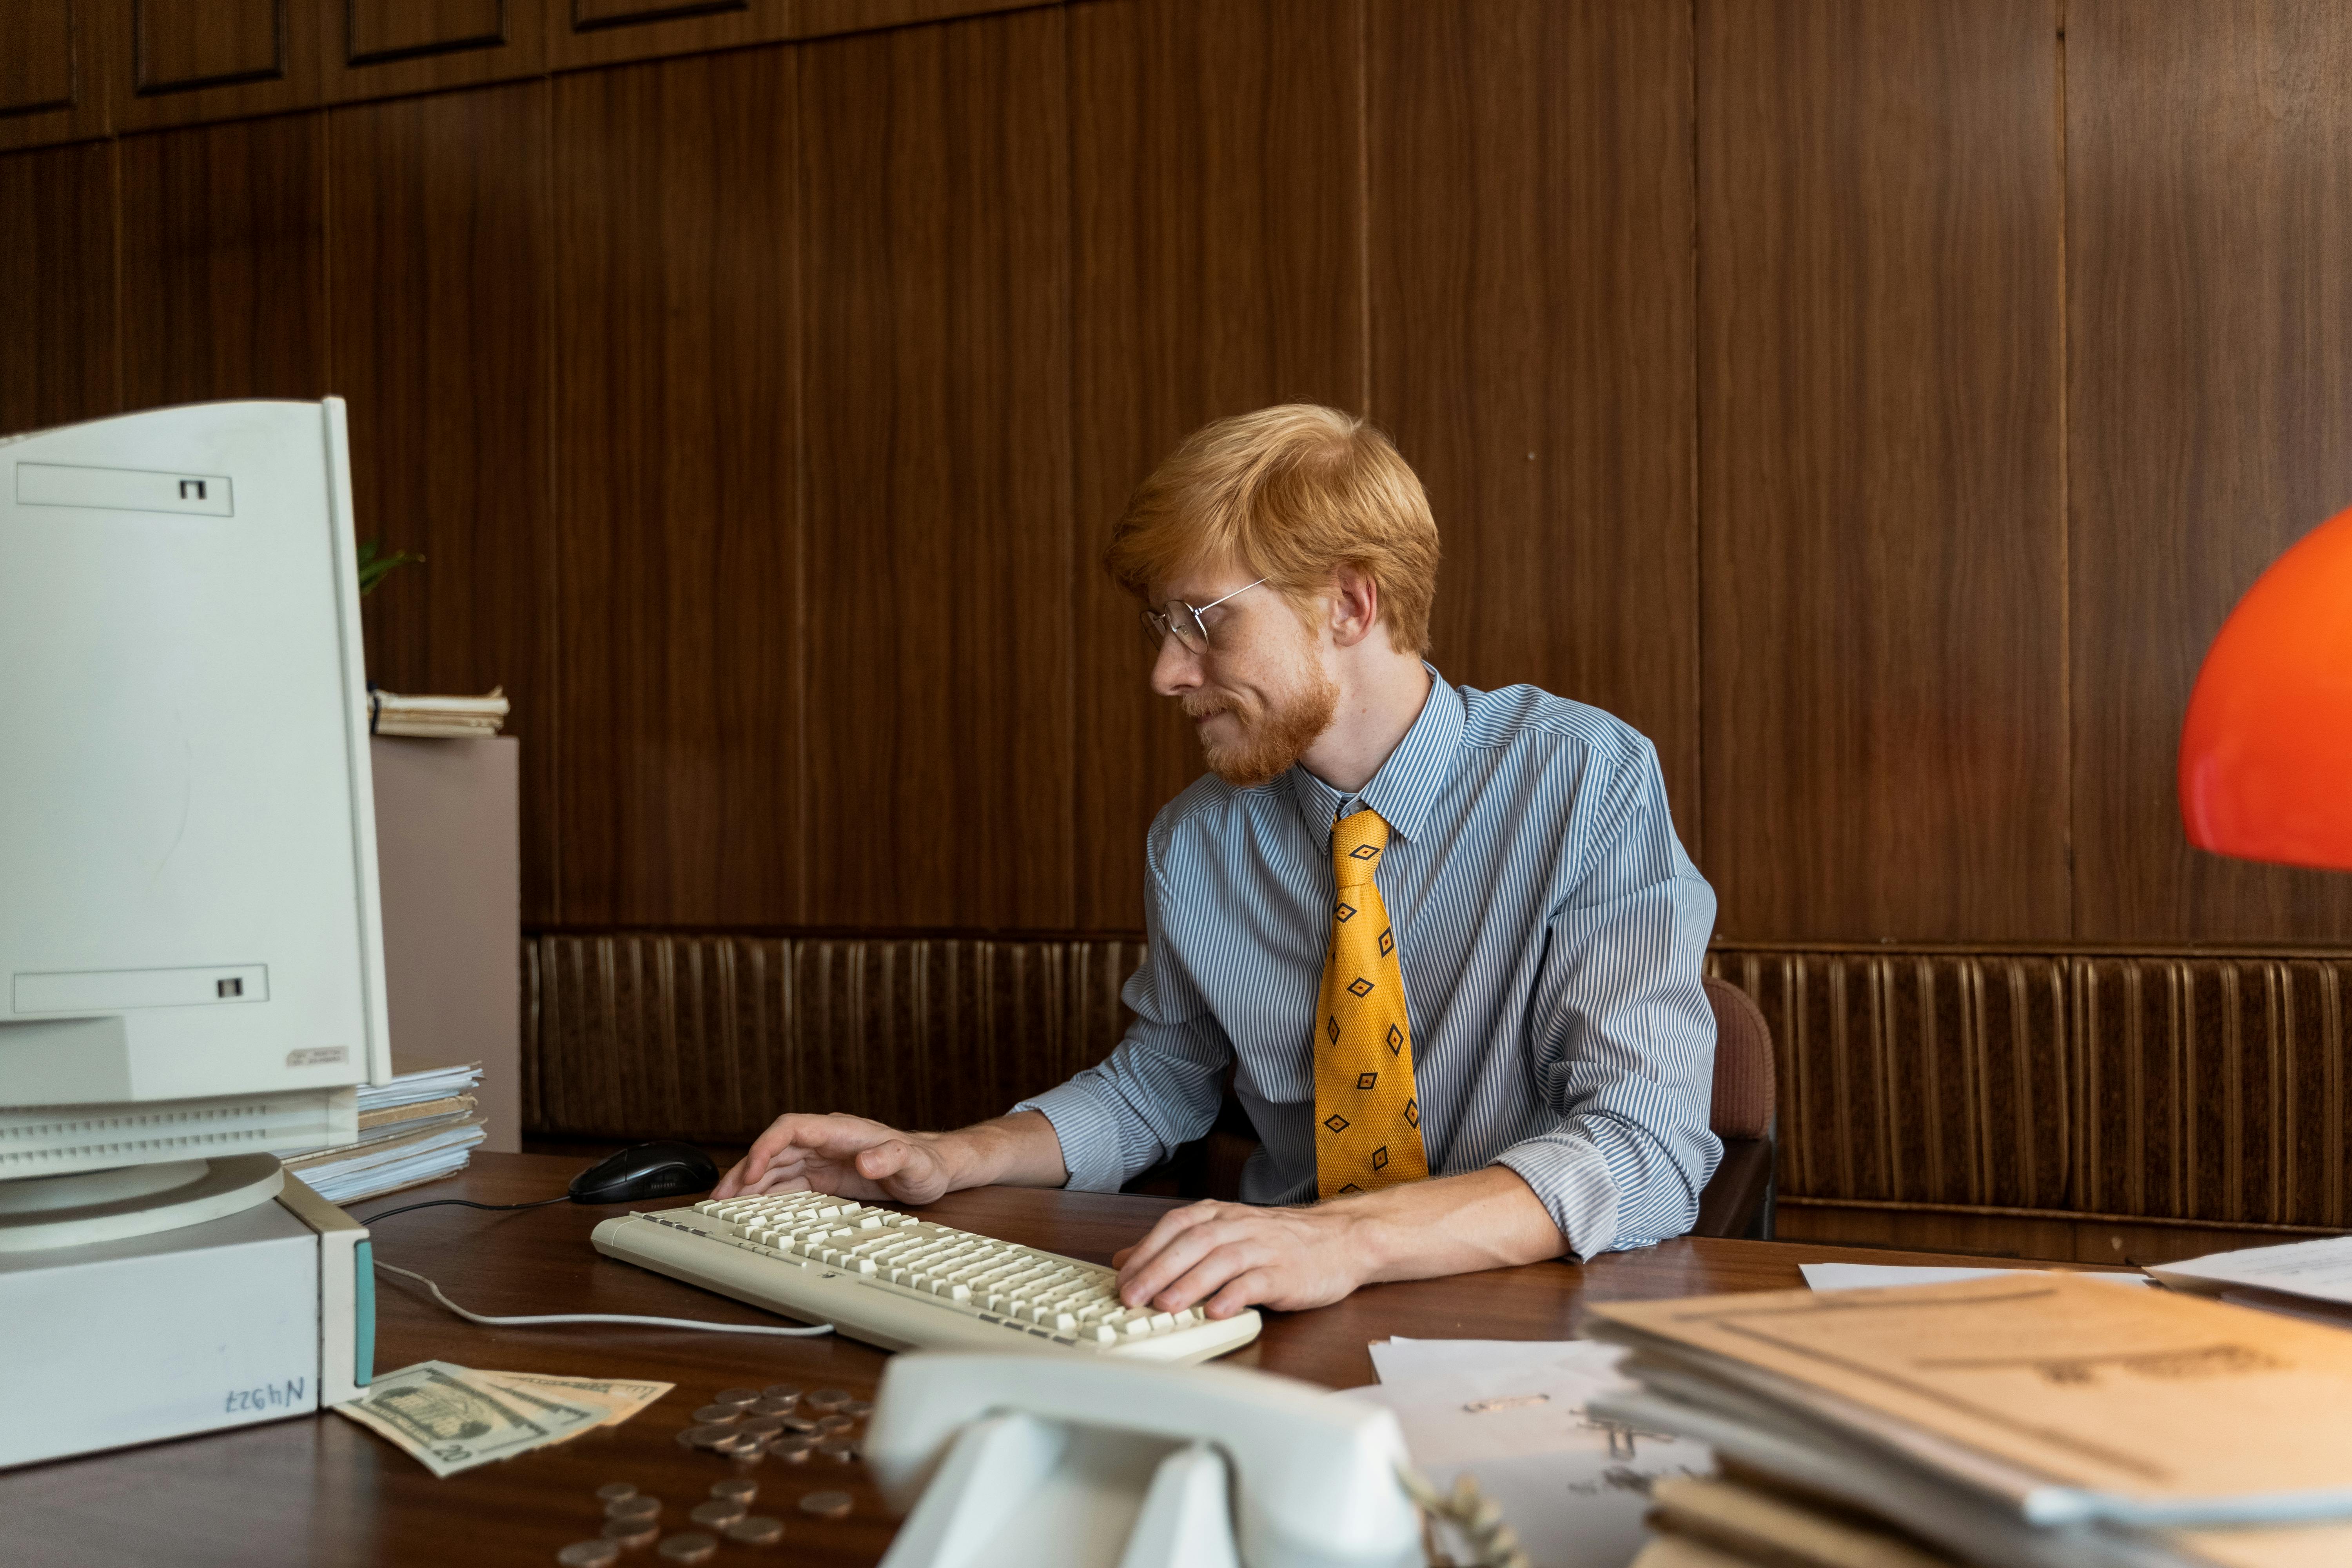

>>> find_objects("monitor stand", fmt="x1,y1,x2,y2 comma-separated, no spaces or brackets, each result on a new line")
0,1154,285,1252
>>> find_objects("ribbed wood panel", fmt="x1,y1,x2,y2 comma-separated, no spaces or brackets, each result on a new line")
1707,949,2071,1210
523,933,1144,1142
1710,948,2352,1228
528,935,2352,1231
2075,957,2352,1228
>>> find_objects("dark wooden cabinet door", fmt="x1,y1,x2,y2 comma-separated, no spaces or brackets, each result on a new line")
118,113,329,407
800,7,1076,929
332,83,558,920
2067,0,2352,944
0,140,120,430
1069,0,1367,931
1696,0,2068,942
1370,0,1701,864
0,0,114,151
548,47,802,928
328,0,545,100
545,0,790,70
116,0,321,129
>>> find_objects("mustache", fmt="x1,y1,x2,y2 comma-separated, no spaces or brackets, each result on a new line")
1181,694,1239,721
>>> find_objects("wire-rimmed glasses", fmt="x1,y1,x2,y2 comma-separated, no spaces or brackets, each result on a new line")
1139,579,1268,655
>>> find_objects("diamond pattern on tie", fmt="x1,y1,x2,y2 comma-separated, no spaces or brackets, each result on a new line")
1315,808,1429,1199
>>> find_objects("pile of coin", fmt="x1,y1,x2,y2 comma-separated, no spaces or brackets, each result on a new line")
674,1383,867,1468
555,1385,872,1559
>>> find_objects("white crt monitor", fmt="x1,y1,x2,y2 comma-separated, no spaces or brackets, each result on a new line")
0,399,390,1247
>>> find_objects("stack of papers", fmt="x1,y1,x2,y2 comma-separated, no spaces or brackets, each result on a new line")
368,686,508,739
358,1062,481,1113
1584,1276,2352,1568
287,1063,485,1205
2150,1236,2352,1329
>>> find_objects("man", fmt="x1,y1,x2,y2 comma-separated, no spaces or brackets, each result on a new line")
716,404,1720,1323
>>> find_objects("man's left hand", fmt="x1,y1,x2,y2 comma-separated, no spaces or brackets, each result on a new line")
1112,1200,1369,1319
1111,1166,1572,1319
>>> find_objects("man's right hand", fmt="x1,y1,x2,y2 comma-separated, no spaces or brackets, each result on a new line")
713,1112,958,1204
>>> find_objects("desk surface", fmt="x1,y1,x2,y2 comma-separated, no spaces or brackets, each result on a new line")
5,1152,2114,1567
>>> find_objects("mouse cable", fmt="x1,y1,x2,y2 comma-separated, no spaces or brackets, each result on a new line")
356,1195,574,1225
371,1259,837,1337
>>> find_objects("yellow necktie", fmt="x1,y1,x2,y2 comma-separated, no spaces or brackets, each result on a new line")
1315,808,1430,1198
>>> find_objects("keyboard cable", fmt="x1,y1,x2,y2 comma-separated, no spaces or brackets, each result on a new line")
369,1258,836,1336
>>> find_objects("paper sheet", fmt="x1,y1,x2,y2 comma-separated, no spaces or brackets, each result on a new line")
1338,1338,1712,1568
2151,1236,2352,1307
1802,1263,2150,1292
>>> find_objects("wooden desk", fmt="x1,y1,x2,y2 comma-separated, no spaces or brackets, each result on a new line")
3,1152,2110,1567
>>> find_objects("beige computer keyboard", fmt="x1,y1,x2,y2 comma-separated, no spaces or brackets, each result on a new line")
592,1190,1262,1363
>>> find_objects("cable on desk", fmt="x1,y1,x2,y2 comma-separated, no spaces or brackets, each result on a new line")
372,1260,838,1337
357,1195,573,1225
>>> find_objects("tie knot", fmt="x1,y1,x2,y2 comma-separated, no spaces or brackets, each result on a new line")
1331,808,1390,886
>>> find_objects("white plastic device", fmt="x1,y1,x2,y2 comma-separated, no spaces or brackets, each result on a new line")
594,1192,1262,1362
864,1353,1424,1568
0,398,388,1245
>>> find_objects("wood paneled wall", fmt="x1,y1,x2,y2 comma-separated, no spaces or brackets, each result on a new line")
9,0,2352,956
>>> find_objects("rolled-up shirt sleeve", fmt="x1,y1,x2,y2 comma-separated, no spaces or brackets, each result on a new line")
1491,742,1721,1259
1013,862,1232,1191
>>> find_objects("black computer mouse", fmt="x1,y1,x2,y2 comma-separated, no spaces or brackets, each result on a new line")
570,1140,719,1204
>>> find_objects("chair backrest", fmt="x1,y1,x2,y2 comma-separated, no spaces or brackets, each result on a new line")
1703,976,1776,1140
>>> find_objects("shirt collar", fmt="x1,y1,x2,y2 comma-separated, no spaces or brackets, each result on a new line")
1285,665,1465,846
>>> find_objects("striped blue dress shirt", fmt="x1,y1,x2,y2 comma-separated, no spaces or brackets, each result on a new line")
1018,670,1720,1259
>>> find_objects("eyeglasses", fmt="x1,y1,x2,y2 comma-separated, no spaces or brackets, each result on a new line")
1139,579,1267,655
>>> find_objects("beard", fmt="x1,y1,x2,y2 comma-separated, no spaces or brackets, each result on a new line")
1183,663,1339,789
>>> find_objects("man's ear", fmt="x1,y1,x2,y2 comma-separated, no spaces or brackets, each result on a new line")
1328,564,1381,649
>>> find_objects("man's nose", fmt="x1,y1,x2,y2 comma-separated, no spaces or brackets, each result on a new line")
1151,633,1202,697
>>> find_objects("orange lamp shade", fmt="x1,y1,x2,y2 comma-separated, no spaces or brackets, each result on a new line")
2180,502,2352,870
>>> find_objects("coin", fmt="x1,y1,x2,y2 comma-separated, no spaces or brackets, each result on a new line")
595,1483,639,1503
602,1519,658,1550
776,1413,818,1434
751,1395,797,1416
606,1495,661,1522
759,1384,802,1404
711,1432,759,1457
683,1424,739,1450
804,1389,851,1412
817,1439,857,1464
769,1436,815,1465
689,1499,746,1528
844,1400,873,1418
656,1533,718,1563
711,1479,759,1503
691,1404,744,1424
559,1543,621,1568
799,1490,853,1520
814,1414,855,1434
740,1414,788,1437
713,1387,761,1406
725,1516,784,1546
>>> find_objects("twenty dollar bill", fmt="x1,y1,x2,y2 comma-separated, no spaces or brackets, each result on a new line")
336,1361,608,1477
